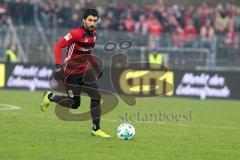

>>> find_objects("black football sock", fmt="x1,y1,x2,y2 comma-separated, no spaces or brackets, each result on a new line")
92,121,100,131
91,99,101,131
49,94,75,108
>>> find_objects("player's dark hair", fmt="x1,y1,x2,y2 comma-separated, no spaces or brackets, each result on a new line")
83,9,99,19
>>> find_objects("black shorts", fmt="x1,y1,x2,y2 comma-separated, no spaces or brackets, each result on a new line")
65,69,100,102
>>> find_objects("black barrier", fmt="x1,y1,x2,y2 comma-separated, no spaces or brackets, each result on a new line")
4,63,54,91
174,71,240,100
2,63,240,100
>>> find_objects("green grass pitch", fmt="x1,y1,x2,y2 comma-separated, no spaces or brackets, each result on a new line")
0,89,240,160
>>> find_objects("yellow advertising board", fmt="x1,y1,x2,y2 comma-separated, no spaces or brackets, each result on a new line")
0,64,5,87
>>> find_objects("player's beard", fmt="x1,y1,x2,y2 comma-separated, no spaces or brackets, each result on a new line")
83,21,96,32
84,23,96,31
88,25,96,31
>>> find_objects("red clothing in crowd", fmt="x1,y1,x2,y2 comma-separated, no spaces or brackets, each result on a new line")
184,24,197,42
148,18,163,37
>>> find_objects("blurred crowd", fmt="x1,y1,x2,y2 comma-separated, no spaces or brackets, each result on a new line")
0,0,239,54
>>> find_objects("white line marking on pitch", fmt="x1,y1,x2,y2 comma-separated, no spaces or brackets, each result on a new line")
0,104,21,111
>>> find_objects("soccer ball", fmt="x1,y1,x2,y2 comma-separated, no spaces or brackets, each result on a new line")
117,123,135,140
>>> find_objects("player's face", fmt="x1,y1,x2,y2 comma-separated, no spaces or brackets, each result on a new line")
83,15,98,31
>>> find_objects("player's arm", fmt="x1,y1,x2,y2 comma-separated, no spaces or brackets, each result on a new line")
54,31,77,65
88,31,103,78
89,53,103,78
53,30,77,80
89,53,98,71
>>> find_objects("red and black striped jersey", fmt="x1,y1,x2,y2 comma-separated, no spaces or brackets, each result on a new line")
54,26,97,75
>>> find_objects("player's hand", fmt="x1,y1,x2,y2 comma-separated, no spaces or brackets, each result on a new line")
54,64,64,81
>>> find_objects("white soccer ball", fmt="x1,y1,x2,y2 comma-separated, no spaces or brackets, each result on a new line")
117,123,135,140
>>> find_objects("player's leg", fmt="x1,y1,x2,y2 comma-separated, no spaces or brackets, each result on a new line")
40,91,81,112
82,69,110,137
89,90,101,131
40,75,81,112
51,93,80,108
89,88,110,137
90,92,110,137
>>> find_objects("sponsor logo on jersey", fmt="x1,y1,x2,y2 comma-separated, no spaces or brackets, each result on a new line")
64,33,72,41
78,47,93,52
